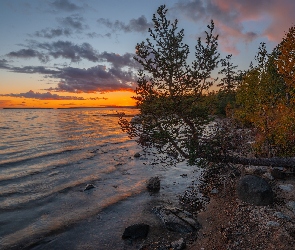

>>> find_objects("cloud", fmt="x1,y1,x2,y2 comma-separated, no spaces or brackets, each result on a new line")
34,41,99,62
4,51,138,93
87,32,112,39
34,28,72,38
9,66,60,75
1,90,87,100
52,65,137,93
57,14,87,31
173,0,261,54
51,0,82,12
32,14,85,39
97,15,152,33
173,0,295,53
7,41,139,67
7,49,49,63
0,59,10,69
97,51,138,68
88,97,108,100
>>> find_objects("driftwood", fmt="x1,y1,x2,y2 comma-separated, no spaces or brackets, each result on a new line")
220,155,295,168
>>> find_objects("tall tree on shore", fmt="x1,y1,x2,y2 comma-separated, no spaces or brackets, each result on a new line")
119,5,220,164
119,6,295,168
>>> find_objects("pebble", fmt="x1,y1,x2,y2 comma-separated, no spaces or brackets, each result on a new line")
266,221,280,227
211,188,219,194
262,172,274,180
171,238,186,250
84,184,95,191
286,201,295,214
274,211,290,220
279,184,294,192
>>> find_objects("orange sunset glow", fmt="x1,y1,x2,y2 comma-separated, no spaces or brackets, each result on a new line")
0,91,136,109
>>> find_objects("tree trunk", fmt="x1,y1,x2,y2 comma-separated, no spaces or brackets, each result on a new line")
221,155,295,168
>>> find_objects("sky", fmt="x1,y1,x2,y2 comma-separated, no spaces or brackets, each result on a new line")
0,0,294,108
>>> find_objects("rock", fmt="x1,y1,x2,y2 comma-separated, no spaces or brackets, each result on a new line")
236,175,274,206
279,184,294,192
245,166,267,175
270,168,286,179
171,238,186,250
286,201,295,214
84,184,95,191
122,223,149,240
147,177,160,192
152,206,200,233
262,172,274,180
266,221,280,227
274,211,290,220
230,168,241,178
211,188,219,194
134,152,141,158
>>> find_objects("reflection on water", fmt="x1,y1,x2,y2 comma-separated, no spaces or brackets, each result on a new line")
0,108,202,249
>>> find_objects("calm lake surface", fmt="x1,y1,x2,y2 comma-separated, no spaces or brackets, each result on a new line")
0,108,202,249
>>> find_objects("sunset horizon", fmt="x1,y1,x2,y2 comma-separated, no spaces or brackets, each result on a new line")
1,0,295,109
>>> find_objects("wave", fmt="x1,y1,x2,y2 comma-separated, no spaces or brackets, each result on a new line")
0,148,79,166
0,179,146,250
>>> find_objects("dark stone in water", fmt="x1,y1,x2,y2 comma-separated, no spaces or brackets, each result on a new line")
147,177,160,192
134,152,141,158
122,223,149,239
237,175,273,206
84,184,95,191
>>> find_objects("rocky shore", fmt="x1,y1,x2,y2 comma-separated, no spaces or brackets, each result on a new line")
188,164,295,250
120,120,295,249
122,162,294,250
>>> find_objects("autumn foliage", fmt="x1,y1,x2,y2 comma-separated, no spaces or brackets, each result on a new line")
235,26,295,157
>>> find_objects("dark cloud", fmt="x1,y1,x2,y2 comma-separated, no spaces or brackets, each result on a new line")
7,49,49,63
97,15,152,33
88,97,108,100
0,59,10,69
35,41,99,62
97,51,138,68
34,28,72,38
9,66,60,75
8,40,139,67
58,15,87,31
87,32,112,39
31,14,85,39
1,90,86,100
51,0,82,12
52,65,136,93
4,63,137,94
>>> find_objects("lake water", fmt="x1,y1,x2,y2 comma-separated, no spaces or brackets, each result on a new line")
0,108,202,249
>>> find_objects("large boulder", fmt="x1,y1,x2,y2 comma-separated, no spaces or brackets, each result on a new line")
237,175,274,206
122,223,149,240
